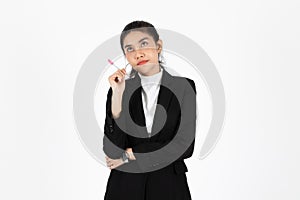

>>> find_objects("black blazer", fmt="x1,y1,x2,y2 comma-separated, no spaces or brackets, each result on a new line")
103,68,197,174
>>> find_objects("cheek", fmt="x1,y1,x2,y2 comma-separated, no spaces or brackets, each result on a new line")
125,54,134,62
147,50,159,60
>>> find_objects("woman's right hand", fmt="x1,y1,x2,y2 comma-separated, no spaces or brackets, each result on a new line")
108,68,126,94
108,68,126,119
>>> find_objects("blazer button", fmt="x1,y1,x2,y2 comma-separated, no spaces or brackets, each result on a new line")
109,125,114,133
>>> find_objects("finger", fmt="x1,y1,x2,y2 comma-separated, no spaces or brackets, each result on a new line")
116,71,125,78
118,69,126,76
110,71,122,79
112,73,122,82
120,68,126,75
110,163,118,169
111,73,121,80
109,164,115,169
107,160,113,166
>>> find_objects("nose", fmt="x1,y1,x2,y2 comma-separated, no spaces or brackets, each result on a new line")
135,49,145,60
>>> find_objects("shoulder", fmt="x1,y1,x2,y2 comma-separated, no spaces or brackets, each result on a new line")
172,76,196,94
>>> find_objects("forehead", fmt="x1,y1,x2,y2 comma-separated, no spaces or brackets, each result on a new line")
123,31,154,46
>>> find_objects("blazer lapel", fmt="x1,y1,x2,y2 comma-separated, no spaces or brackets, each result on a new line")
128,68,174,138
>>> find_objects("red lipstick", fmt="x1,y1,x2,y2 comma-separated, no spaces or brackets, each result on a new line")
137,60,149,65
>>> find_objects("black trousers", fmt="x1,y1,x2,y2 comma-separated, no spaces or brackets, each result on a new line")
104,161,192,200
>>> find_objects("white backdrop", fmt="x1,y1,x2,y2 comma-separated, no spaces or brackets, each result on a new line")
2,0,300,199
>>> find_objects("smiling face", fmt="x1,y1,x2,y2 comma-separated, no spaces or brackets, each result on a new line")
122,31,162,76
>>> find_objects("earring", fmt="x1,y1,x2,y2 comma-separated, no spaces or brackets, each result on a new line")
159,51,166,65
125,62,137,78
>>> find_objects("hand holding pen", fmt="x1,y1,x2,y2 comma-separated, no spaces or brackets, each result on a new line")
107,59,128,96
108,59,129,82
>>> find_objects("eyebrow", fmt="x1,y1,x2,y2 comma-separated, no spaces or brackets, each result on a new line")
124,37,149,49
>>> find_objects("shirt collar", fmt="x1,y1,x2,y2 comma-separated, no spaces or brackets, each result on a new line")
138,66,163,88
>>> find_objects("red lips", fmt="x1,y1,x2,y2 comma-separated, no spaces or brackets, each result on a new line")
137,60,149,65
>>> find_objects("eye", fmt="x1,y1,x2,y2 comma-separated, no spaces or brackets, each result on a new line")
141,41,148,47
126,47,133,52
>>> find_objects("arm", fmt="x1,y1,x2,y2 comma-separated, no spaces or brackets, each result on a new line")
103,87,128,159
128,139,195,161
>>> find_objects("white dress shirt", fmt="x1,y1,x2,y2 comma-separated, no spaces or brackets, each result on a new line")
138,67,163,136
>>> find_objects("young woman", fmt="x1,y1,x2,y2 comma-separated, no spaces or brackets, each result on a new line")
103,21,197,200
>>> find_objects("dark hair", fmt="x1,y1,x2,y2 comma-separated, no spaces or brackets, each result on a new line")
120,20,165,78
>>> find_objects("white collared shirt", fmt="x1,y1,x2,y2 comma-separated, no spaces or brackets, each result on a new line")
138,67,163,135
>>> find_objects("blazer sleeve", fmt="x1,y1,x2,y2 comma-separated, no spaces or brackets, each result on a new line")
103,87,128,159
131,78,197,169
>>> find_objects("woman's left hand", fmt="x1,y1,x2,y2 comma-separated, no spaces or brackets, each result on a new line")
105,156,125,170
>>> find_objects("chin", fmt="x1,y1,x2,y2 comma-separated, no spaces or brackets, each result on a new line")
135,68,147,75
134,63,157,74
134,64,149,71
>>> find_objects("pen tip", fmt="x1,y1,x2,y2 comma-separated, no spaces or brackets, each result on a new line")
107,59,114,65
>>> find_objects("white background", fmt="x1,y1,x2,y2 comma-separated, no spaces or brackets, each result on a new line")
2,0,300,199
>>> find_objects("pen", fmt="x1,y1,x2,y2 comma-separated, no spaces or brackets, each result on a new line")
107,59,127,82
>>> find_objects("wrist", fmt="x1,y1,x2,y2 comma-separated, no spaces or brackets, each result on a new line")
125,148,136,160
121,151,129,163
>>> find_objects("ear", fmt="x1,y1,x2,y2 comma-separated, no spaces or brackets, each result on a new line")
156,39,163,53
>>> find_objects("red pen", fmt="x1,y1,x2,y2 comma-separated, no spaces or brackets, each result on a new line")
107,59,127,82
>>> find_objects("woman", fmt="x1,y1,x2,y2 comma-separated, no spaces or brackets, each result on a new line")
103,21,197,200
